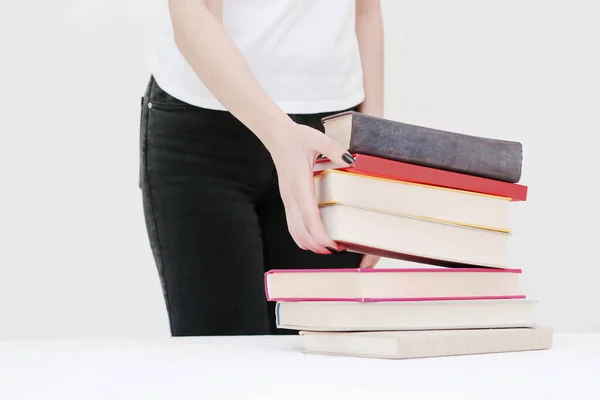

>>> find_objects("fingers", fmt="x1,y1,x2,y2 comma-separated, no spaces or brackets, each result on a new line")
273,126,355,255
279,161,338,254
295,164,340,253
359,254,381,269
312,134,355,167
280,182,332,254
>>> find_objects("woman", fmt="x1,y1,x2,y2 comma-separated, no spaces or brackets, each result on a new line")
139,0,384,336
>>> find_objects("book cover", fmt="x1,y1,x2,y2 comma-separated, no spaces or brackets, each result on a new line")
275,299,537,331
264,267,525,302
315,169,512,232
322,111,523,183
314,154,528,201
320,204,510,268
300,327,553,359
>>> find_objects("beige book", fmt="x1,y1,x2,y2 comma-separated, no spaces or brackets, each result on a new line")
300,327,553,359
320,203,509,268
315,169,511,232
265,267,525,301
276,299,537,331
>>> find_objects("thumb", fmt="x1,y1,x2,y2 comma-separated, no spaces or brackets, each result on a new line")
315,135,355,167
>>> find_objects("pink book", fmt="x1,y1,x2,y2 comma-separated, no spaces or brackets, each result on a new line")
264,267,525,302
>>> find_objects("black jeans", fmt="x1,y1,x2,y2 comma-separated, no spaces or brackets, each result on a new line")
139,77,362,336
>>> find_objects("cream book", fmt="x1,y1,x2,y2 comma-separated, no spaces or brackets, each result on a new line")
299,327,553,359
275,299,537,331
264,267,525,301
314,169,511,232
320,203,509,268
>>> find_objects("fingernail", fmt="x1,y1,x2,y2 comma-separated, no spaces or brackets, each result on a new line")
325,246,338,254
342,153,355,165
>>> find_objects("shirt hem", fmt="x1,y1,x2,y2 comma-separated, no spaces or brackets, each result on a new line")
152,75,365,115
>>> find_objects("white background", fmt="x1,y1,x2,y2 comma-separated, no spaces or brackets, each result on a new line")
1,0,598,339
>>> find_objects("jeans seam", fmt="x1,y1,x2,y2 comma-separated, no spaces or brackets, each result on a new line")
141,98,174,332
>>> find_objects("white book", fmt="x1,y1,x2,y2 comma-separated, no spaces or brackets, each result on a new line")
265,267,525,301
315,169,511,232
300,327,553,359
276,299,537,331
320,203,510,268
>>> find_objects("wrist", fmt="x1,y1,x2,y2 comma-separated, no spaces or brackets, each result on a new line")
254,112,297,155
358,101,384,118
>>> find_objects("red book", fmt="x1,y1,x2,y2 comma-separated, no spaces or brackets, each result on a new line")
314,154,528,201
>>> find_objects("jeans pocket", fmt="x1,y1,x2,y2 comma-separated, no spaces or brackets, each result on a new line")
147,76,196,110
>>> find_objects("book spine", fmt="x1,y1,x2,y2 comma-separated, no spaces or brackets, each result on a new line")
349,113,523,183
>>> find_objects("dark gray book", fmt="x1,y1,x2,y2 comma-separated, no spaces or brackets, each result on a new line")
321,111,523,183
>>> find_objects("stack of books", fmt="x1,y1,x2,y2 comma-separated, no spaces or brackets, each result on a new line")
264,111,553,359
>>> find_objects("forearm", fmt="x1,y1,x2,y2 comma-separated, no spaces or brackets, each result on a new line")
168,0,293,151
355,0,384,117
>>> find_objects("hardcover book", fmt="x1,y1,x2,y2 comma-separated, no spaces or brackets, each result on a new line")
264,267,525,302
322,111,523,183
314,169,512,232
314,154,528,201
319,203,510,268
299,327,553,359
275,299,537,331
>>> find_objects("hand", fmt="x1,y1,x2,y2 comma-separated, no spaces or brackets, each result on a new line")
359,254,381,269
269,122,355,254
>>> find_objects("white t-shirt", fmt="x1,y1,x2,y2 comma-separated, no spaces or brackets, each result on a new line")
150,0,364,114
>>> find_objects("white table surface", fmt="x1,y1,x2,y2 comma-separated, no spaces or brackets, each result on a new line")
1,334,598,400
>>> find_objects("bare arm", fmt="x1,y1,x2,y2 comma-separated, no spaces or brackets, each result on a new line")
168,0,293,152
355,0,385,117
354,0,385,268
167,0,353,254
